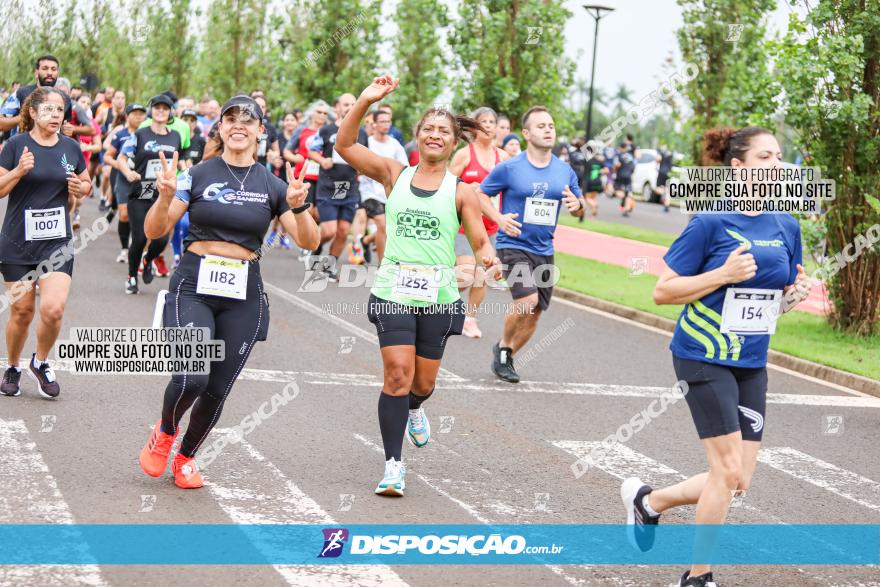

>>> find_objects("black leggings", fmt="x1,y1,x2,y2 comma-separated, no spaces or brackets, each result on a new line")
160,251,270,457
127,198,169,278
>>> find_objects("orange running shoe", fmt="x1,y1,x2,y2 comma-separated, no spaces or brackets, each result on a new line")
139,419,178,477
171,453,204,489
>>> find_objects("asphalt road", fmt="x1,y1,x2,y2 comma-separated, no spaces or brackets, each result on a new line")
0,198,877,587
589,190,689,235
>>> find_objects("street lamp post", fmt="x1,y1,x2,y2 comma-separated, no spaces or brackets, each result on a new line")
583,4,614,141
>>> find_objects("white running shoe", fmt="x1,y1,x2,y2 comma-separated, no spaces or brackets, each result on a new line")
462,316,482,338
374,458,406,496
407,407,431,447
621,477,660,552
116,249,128,263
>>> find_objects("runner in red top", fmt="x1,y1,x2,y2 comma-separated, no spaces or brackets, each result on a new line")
449,106,509,338
283,100,329,228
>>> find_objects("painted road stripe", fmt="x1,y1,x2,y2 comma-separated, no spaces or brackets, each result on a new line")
20,358,880,410
550,440,796,525
758,447,880,512
0,419,105,586
553,296,870,398
263,281,464,381
353,433,606,587
207,429,407,586
552,440,685,489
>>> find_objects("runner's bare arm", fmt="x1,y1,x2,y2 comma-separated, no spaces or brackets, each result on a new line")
459,183,502,280
0,146,34,198
335,75,405,188
654,244,756,305
0,116,19,133
448,147,469,177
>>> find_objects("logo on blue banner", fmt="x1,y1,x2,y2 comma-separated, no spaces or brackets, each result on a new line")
318,528,349,558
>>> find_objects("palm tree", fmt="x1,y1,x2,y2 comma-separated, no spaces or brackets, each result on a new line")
611,83,634,116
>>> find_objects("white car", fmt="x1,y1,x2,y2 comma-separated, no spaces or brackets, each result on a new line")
632,149,682,204
631,149,660,202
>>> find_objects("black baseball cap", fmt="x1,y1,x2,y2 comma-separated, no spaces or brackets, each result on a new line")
125,103,146,115
149,94,174,109
220,95,263,121
162,90,178,104
181,108,198,120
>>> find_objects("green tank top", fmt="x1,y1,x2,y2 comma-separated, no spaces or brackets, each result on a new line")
371,165,461,307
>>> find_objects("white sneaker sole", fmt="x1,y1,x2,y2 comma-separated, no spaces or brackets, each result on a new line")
374,482,405,497
621,476,643,550
27,367,58,400
407,413,431,448
1,386,21,397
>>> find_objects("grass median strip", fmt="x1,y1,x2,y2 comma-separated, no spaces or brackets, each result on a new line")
556,252,879,381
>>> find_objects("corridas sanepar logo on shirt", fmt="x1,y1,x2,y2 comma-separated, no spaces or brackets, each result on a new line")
201,182,269,205
60,153,75,175
143,140,177,154
396,209,440,240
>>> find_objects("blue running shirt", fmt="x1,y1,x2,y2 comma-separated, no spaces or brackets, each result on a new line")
664,213,802,368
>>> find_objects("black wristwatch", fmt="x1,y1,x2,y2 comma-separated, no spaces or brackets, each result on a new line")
292,203,311,214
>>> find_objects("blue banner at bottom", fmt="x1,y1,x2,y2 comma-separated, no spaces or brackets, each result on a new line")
0,524,877,565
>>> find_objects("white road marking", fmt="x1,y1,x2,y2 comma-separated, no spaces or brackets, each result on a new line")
552,440,685,488
263,281,464,381
207,429,407,586
552,296,872,398
353,433,614,586
758,447,880,512
19,357,878,409
0,419,105,586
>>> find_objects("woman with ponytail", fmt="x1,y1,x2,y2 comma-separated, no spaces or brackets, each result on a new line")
620,127,812,587
0,87,91,399
335,75,500,496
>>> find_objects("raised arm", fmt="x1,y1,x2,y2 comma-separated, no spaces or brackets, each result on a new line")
334,75,405,188
653,244,755,305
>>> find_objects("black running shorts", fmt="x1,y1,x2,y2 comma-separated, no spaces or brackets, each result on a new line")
673,355,768,441
367,293,466,360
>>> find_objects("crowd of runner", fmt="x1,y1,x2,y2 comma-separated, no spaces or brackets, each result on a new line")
0,54,814,587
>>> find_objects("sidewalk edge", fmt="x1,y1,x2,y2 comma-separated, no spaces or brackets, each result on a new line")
556,287,880,397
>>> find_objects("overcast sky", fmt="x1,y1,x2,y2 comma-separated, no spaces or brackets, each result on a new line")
562,0,805,103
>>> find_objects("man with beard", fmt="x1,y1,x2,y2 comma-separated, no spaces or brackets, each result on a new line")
0,55,93,139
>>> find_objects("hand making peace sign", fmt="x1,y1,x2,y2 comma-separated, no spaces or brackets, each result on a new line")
285,160,310,209
156,151,179,201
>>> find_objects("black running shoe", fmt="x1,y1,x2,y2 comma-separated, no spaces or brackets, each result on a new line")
491,342,520,383
141,257,154,284
675,571,717,586
621,477,661,551
1,367,22,397
126,276,139,295
98,199,109,212
105,209,116,223
28,355,59,399
324,267,340,283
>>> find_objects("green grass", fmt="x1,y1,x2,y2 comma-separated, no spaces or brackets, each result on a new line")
557,214,677,248
556,252,880,380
